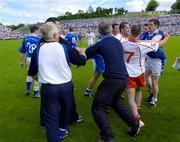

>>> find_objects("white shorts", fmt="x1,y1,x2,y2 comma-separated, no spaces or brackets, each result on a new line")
88,41,94,47
26,57,31,70
145,57,162,76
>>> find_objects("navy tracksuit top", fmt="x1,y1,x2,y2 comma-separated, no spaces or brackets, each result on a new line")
86,35,128,79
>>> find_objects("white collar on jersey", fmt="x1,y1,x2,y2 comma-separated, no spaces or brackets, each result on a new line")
148,29,159,36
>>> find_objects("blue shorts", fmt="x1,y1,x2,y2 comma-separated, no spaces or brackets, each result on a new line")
92,55,105,74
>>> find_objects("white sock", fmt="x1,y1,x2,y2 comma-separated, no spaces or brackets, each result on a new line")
152,97,157,102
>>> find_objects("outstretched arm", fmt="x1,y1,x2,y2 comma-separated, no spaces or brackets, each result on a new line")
158,33,170,47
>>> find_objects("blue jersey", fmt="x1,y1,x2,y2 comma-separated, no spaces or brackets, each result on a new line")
140,30,165,60
18,34,40,58
93,55,105,74
92,35,105,74
140,30,166,69
65,32,78,48
139,32,147,40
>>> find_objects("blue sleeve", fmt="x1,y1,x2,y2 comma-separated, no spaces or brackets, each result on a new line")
59,37,68,45
65,34,69,40
158,30,164,39
18,40,26,54
66,44,86,65
85,40,102,60
59,37,86,65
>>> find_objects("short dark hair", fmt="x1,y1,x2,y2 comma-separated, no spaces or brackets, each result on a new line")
45,17,59,23
30,25,39,33
69,26,74,32
119,22,129,32
149,18,160,28
98,21,111,35
131,25,142,37
112,23,119,29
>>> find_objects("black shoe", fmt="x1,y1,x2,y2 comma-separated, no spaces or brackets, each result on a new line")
25,91,30,96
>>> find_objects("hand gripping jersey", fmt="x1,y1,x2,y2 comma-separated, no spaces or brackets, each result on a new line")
122,38,159,77
18,34,41,58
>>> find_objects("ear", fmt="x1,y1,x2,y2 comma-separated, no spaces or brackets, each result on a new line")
54,33,59,41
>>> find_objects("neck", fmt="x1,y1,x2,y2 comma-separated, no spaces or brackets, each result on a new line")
131,35,139,39
121,32,127,37
31,33,37,36
149,29,157,34
129,36,139,42
45,38,57,42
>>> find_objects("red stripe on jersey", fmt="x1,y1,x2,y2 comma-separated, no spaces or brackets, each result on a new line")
128,38,139,42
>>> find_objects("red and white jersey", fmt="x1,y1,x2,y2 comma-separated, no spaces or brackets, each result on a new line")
122,38,159,77
115,33,128,43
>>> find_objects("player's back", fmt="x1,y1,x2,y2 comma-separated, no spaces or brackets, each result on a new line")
65,32,78,48
123,39,158,77
19,34,40,57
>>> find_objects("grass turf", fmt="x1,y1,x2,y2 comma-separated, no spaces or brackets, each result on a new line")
0,37,180,142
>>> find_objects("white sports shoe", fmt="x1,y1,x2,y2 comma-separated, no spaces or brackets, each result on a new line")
139,120,145,128
128,120,144,136
149,100,157,108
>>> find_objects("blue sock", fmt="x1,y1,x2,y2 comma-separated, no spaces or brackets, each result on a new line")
34,90,39,96
26,82,32,92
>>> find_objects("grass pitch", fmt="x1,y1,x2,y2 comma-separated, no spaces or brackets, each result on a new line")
0,37,180,142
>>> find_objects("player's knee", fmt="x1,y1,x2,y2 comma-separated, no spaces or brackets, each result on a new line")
152,80,158,88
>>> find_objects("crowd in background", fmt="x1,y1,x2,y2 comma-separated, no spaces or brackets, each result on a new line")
0,25,24,40
0,15,180,40
60,15,180,36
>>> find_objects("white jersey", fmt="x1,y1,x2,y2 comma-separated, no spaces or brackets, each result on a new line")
38,42,72,84
122,39,159,77
115,33,128,43
86,32,95,46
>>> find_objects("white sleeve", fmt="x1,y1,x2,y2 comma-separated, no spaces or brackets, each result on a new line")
152,35,162,42
139,41,159,55
116,34,126,43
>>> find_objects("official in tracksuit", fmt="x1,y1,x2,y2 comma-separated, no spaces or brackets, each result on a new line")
28,23,86,142
85,22,140,142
